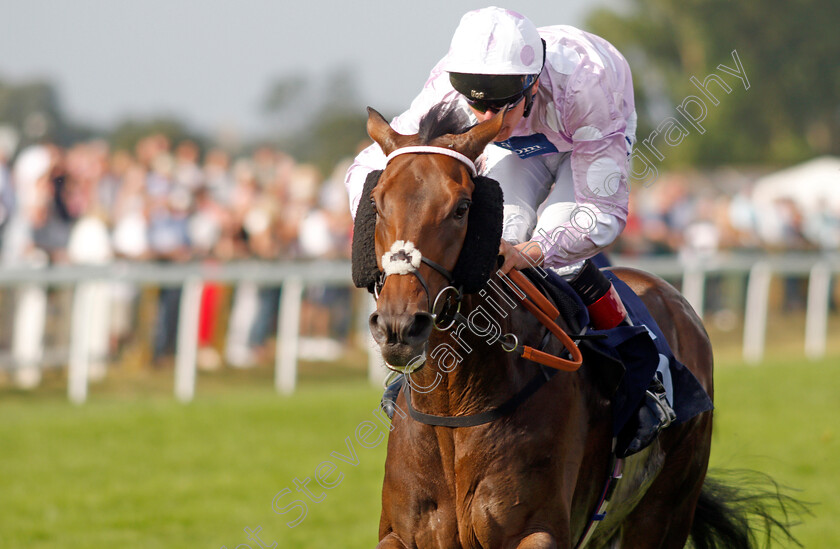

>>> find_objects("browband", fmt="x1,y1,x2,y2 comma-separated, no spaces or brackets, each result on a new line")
385,146,478,177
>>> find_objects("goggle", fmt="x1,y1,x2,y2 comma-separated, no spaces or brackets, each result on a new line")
464,90,527,114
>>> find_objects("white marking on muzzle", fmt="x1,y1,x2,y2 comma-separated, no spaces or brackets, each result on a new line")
382,240,422,276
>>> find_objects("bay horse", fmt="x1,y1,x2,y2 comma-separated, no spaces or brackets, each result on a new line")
353,103,795,548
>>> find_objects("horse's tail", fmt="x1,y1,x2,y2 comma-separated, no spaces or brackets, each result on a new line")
689,469,809,549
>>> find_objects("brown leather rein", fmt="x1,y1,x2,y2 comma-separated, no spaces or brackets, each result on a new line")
505,269,584,372
401,268,585,429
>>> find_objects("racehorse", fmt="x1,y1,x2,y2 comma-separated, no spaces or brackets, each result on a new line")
353,103,795,548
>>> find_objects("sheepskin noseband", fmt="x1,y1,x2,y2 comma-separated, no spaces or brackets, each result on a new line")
382,240,422,276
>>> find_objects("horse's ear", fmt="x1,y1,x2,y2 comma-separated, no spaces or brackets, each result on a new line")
447,111,505,161
366,107,410,156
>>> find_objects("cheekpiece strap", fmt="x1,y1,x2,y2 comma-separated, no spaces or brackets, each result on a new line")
386,146,478,177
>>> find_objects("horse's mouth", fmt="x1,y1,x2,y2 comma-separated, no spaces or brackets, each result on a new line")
381,343,427,374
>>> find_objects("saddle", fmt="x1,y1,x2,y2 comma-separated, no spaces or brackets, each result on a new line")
520,267,713,437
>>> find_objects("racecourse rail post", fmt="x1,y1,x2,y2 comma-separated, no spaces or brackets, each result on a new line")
681,264,706,317
805,262,831,360
743,261,772,364
68,282,94,404
174,278,203,403
276,277,304,395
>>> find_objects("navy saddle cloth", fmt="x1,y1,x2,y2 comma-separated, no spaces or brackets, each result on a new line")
525,267,714,435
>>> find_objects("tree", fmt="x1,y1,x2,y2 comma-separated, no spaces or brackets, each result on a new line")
587,0,840,166
262,68,368,175
109,117,204,154
0,77,94,148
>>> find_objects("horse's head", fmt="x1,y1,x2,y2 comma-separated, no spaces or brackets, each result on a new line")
355,104,505,372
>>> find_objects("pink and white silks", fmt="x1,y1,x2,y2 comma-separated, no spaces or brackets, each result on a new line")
345,25,637,269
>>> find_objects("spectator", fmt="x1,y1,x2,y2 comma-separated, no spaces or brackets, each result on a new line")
224,159,262,367
3,145,55,388
0,132,16,250
202,148,234,203
147,156,192,364
67,204,114,382
174,140,204,191
774,198,814,311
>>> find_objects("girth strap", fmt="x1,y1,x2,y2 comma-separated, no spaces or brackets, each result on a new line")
404,367,557,428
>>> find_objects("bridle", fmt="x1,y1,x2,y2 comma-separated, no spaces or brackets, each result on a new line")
373,241,463,331
373,145,480,331
385,146,478,176
374,145,584,372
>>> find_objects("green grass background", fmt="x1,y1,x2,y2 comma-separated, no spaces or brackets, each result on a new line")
1,352,838,548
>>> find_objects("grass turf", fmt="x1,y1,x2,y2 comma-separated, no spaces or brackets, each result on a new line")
0,354,837,548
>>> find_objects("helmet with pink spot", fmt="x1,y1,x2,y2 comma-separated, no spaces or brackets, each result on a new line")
443,7,544,114
443,7,543,76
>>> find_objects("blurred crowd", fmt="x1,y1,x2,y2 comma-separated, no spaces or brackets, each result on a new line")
2,139,837,271
0,135,837,387
0,136,355,386
0,136,352,267
616,173,840,260
615,170,840,317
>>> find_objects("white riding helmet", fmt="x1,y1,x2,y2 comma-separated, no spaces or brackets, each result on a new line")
443,7,544,117
442,7,544,76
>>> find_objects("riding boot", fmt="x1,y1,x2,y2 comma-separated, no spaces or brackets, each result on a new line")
568,261,677,456
566,259,629,330
381,372,405,420
616,377,677,458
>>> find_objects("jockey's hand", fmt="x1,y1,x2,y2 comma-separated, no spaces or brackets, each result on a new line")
498,239,545,275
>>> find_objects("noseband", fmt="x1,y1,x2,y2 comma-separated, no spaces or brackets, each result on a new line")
374,146,480,330
375,239,462,331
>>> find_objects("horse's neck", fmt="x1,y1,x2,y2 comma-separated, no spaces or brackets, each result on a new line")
408,293,542,417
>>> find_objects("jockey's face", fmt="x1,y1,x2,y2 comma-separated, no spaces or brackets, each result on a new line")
467,77,537,142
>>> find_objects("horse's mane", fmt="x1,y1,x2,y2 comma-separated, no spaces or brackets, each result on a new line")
417,102,474,144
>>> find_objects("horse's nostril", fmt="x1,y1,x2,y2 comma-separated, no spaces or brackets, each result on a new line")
371,311,432,348
369,312,389,345
403,312,433,345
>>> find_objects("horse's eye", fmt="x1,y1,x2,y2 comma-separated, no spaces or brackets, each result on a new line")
370,198,378,213
453,201,471,220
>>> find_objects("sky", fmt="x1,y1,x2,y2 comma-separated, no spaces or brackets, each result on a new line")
1,0,613,142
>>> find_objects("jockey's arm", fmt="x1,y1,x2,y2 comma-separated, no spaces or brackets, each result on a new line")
497,124,631,274
536,141,629,266
524,57,632,270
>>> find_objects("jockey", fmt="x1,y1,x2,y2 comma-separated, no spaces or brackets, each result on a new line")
345,6,675,457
